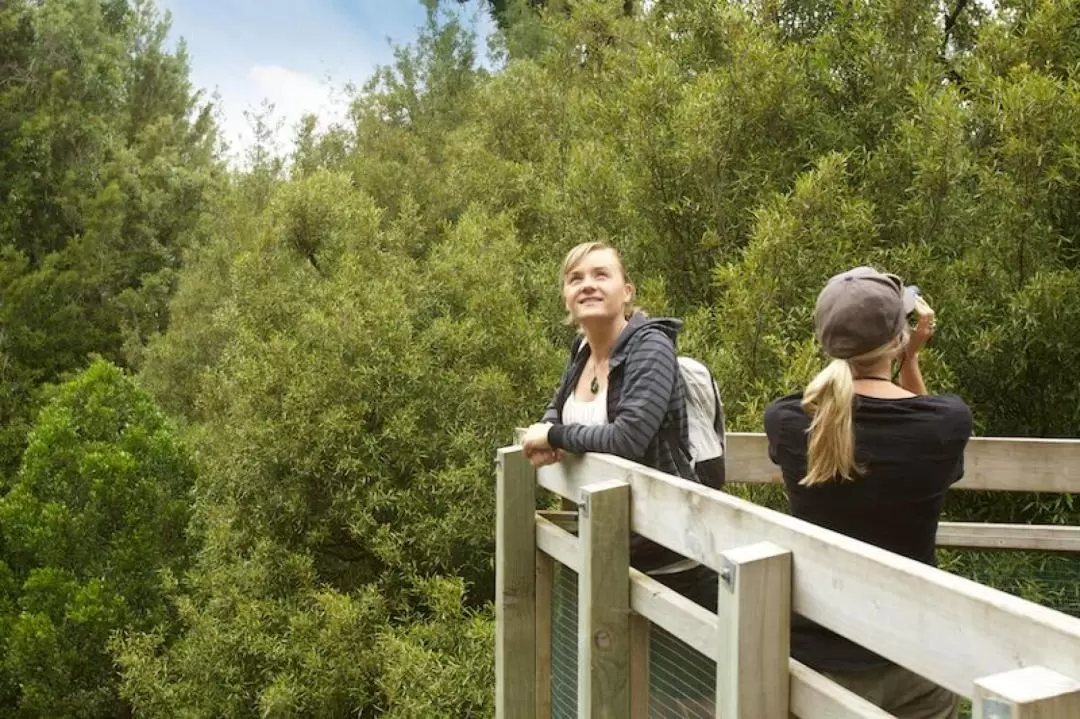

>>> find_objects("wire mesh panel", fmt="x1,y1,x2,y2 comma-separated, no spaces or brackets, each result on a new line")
551,563,578,719
647,623,716,718
550,561,717,717
939,548,1080,618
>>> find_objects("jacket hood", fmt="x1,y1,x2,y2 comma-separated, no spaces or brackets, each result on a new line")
611,312,682,357
571,312,682,361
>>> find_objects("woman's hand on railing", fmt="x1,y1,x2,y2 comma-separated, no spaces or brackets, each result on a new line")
522,422,552,450
522,422,563,468
527,448,563,468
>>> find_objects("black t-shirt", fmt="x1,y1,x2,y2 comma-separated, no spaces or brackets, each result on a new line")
764,391,972,672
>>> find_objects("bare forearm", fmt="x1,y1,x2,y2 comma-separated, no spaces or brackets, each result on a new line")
899,354,927,395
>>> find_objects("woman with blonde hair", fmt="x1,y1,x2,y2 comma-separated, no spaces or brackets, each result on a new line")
523,241,717,715
522,241,711,597
764,266,972,719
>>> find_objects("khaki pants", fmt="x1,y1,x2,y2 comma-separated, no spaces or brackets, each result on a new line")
823,663,959,719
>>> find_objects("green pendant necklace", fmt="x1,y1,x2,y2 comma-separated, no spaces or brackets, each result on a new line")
589,357,605,394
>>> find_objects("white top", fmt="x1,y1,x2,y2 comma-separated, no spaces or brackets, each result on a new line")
562,388,608,426
561,383,697,576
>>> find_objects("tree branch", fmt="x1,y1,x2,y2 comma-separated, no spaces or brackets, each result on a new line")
942,0,971,51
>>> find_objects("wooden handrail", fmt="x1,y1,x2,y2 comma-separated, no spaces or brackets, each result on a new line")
531,510,1080,553
725,432,1080,493
537,515,894,718
529,447,1080,698
937,522,1080,552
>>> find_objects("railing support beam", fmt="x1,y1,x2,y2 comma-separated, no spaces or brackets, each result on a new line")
495,448,536,719
715,541,792,719
974,666,1080,718
629,612,650,719
578,479,631,718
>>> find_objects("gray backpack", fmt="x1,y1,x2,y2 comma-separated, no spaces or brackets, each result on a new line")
571,338,727,489
677,356,727,490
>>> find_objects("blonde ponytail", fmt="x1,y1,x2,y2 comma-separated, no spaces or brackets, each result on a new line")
800,358,861,486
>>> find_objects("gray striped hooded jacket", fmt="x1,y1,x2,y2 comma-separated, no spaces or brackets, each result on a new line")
542,312,699,572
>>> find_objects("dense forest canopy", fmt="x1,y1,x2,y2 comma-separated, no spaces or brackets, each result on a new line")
1,0,1079,715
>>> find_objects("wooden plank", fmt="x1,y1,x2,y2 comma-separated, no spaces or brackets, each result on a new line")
577,479,631,719
974,666,1080,718
495,447,536,719
540,514,715,657
535,516,902,719
629,567,716,659
538,516,716,656
627,578,900,719
575,513,1080,555
960,437,1080,493
533,450,1080,698
789,660,896,719
626,564,894,719
724,432,784,485
536,515,580,570
628,575,890,719
724,432,1080,493
937,522,1080,552
629,613,649,719
715,542,791,719
537,509,578,534
536,550,554,719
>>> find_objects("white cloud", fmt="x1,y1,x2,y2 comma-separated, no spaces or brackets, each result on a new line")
194,63,349,166
161,0,495,167
160,0,399,165
230,65,350,161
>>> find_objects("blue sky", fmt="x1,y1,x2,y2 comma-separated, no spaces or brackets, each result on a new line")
156,0,496,161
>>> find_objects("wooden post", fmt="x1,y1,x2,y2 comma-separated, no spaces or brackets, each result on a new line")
715,541,792,719
578,479,631,719
629,613,650,719
974,666,1080,718
496,447,536,719
536,549,554,719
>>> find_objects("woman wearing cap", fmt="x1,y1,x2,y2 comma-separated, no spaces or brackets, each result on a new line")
764,266,972,719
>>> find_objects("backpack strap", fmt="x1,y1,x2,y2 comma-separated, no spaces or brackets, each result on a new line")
710,375,725,449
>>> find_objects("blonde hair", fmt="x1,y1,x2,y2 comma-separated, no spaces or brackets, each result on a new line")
799,332,908,486
560,241,639,325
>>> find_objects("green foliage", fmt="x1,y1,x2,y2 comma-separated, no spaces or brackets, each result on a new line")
4,0,1080,714
121,0,1080,712
377,577,495,718
0,358,194,716
451,0,636,33
116,540,387,718
126,106,560,710
0,0,220,474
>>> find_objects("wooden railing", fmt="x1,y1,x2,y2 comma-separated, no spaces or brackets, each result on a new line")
495,435,1080,718
724,433,1080,493
724,433,1080,553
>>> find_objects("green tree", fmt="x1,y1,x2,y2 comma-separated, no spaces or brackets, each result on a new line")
452,0,637,31
117,0,1080,713
123,155,559,714
0,358,195,717
0,0,219,475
